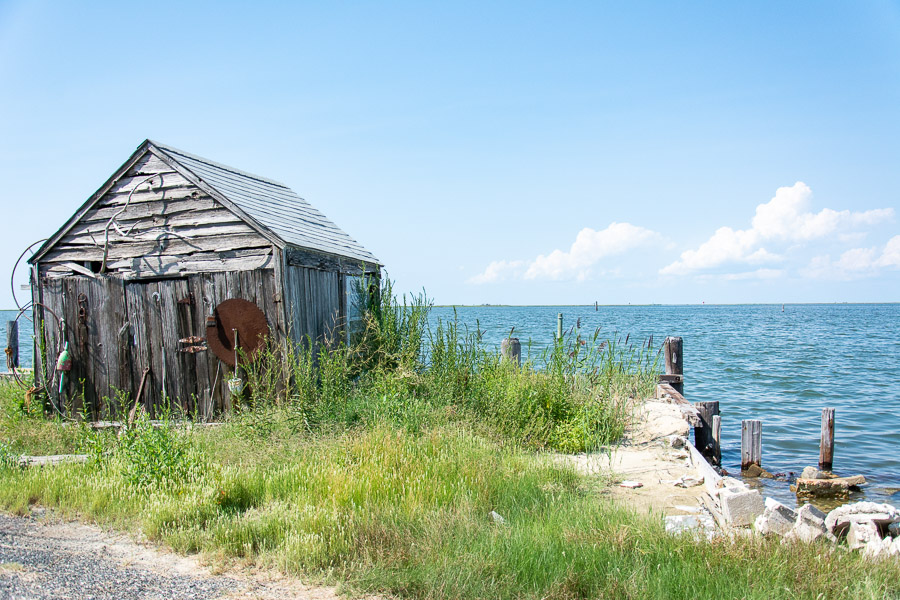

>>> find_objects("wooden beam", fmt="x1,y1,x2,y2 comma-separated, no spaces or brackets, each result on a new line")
741,420,762,470
694,401,720,465
6,320,18,369
664,336,683,394
819,408,835,471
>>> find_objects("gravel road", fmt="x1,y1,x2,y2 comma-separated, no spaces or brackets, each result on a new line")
0,510,340,600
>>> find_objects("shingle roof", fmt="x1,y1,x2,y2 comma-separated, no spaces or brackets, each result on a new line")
150,141,380,265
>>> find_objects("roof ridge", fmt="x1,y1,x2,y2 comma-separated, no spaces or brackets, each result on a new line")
147,140,291,189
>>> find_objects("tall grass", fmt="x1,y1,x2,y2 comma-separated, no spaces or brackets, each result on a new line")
237,287,658,453
1,421,897,599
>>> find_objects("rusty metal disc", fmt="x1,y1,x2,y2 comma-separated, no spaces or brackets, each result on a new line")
206,298,269,366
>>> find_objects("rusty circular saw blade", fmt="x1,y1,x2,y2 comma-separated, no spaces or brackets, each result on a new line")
206,298,270,367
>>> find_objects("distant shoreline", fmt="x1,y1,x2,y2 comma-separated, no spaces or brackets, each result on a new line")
430,302,900,308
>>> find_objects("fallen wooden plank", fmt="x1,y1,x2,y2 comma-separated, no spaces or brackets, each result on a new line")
20,455,89,467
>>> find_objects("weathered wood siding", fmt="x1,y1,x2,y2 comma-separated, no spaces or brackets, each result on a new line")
40,152,274,279
282,264,344,348
33,269,284,419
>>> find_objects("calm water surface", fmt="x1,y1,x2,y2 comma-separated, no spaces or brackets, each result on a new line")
429,304,900,508
4,305,898,506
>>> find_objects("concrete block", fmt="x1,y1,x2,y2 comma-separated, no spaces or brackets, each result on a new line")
754,498,797,537
784,504,836,544
848,521,880,551
718,487,764,527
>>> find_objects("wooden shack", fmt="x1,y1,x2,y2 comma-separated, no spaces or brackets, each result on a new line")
28,139,380,419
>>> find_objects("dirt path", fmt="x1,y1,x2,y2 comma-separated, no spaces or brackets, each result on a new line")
554,399,708,516
0,510,340,600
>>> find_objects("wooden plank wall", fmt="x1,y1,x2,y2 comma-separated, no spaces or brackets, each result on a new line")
40,152,274,279
34,269,283,420
34,275,131,418
282,265,343,349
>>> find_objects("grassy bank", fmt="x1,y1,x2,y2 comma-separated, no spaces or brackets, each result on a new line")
1,285,899,599
2,410,899,599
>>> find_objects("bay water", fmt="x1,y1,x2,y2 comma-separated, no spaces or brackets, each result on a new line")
429,303,900,507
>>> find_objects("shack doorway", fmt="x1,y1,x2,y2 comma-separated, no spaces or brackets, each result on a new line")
124,278,202,415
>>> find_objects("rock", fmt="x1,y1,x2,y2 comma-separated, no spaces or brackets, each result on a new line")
743,464,775,479
862,536,893,560
674,475,704,488
489,510,506,525
799,466,835,480
848,521,880,550
668,435,687,449
719,476,744,490
718,487,765,527
892,536,900,556
889,522,900,538
825,502,900,536
792,475,866,497
754,498,798,537
671,451,689,460
784,504,836,544
665,514,716,538
619,480,643,489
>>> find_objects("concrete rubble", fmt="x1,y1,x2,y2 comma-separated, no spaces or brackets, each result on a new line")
793,474,866,496
824,501,900,536
847,521,879,551
754,498,797,537
665,514,716,538
784,504,836,544
652,405,899,561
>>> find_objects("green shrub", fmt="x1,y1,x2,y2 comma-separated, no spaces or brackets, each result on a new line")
115,413,205,490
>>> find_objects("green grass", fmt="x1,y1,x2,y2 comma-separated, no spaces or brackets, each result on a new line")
1,415,898,599
1,285,899,599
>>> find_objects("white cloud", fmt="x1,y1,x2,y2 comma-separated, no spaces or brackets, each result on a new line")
469,222,659,284
876,235,900,268
467,259,525,284
722,268,786,281
802,235,900,279
661,182,894,276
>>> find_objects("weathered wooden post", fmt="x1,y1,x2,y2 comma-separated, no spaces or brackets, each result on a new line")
741,419,762,470
819,408,835,471
694,401,720,464
500,337,521,366
664,336,683,395
712,414,722,467
557,313,563,341
5,320,18,370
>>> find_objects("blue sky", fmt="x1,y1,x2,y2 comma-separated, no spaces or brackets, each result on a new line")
1,1,899,307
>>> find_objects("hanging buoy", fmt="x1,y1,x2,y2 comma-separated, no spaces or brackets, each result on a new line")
56,342,72,396
227,377,245,395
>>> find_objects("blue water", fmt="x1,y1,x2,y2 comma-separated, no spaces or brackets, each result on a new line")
429,304,900,507
0,310,33,375
4,304,898,506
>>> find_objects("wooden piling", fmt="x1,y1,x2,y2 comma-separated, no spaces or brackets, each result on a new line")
741,419,762,470
5,320,18,369
500,337,521,366
694,401,720,464
664,336,683,395
712,414,722,467
557,313,563,340
819,408,835,471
